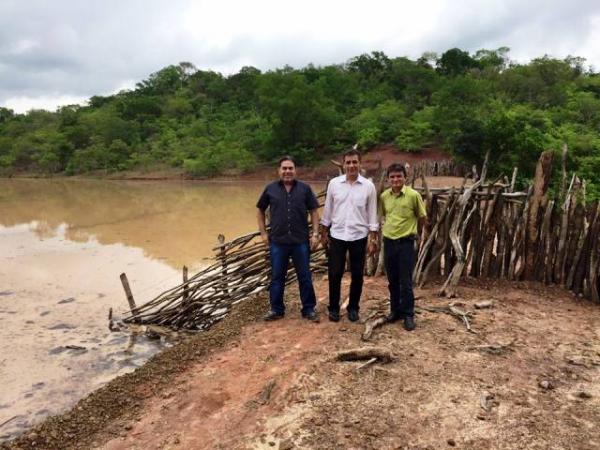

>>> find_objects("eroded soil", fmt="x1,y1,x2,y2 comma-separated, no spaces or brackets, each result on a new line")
7,275,598,450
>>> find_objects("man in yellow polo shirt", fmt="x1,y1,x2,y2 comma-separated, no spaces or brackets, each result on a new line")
380,163,427,331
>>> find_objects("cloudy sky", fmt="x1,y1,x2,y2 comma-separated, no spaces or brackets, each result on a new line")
1,0,600,113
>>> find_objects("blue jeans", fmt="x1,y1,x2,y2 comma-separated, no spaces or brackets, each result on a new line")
384,237,416,318
269,241,317,315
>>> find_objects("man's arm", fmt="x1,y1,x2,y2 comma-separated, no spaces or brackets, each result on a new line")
257,207,269,245
366,184,380,256
319,183,334,248
415,192,428,236
309,209,320,250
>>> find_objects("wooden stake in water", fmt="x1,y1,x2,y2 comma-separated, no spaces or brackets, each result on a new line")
182,265,189,305
120,272,138,321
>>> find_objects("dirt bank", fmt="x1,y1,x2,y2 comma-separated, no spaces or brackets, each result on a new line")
5,145,451,183
5,276,599,450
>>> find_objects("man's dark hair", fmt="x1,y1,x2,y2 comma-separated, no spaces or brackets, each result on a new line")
278,155,296,167
387,163,407,177
342,148,361,162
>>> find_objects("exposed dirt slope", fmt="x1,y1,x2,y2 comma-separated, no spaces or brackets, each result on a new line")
74,277,600,450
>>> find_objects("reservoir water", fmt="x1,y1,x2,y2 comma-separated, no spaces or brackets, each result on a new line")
0,178,288,441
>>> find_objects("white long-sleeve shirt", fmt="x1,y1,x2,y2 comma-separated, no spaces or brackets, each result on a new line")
320,174,379,241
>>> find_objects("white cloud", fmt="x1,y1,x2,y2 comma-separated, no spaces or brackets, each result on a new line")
1,0,599,112
2,94,88,114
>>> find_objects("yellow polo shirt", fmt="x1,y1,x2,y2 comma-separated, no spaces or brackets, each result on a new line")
380,186,427,239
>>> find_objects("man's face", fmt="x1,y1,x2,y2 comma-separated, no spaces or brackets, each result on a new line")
343,154,361,177
388,170,406,190
278,160,296,182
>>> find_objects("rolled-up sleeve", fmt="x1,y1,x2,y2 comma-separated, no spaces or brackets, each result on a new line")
320,183,334,227
367,183,379,231
256,188,270,211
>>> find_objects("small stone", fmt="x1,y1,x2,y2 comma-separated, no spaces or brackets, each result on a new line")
279,438,294,450
577,391,592,399
269,441,276,447
475,300,493,309
124,424,133,430
476,413,487,420
447,438,456,446
538,380,553,390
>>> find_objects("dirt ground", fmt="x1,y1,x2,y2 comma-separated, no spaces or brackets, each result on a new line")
9,275,598,450
6,146,599,450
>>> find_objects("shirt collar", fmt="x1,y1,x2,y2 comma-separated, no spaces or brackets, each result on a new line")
278,179,298,187
390,185,406,196
342,174,365,184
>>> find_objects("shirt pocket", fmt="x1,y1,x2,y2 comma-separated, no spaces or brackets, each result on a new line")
353,192,367,209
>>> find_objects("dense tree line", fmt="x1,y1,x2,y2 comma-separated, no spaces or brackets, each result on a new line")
1,48,599,197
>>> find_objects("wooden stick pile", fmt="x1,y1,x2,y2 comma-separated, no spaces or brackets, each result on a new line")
122,193,328,330
122,150,599,331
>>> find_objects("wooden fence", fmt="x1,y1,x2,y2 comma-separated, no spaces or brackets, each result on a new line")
120,151,599,330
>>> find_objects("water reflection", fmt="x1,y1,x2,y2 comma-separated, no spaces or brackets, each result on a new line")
0,178,268,268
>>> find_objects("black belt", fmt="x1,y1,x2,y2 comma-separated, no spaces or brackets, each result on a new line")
384,235,416,242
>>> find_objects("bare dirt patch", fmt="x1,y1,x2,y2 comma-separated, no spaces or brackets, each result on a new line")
10,276,594,450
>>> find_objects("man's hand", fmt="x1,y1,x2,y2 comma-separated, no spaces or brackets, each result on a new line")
310,234,320,251
367,239,377,257
320,233,329,250
260,232,269,245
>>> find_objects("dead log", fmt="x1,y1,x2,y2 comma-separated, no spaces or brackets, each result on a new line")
525,151,554,279
335,347,394,363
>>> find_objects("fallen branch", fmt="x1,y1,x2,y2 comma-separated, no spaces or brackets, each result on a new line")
361,315,389,341
335,347,394,363
417,303,475,332
356,357,378,371
468,339,516,355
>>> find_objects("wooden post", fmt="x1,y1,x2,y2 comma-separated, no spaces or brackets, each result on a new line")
120,273,138,321
182,265,189,305
524,151,554,279
510,167,518,193
218,234,229,295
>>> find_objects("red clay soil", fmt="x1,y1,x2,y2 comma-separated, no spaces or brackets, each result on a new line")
94,276,599,450
229,144,452,182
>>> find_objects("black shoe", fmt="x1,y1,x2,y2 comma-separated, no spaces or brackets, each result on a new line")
263,311,284,321
403,316,416,331
386,313,402,323
302,311,320,323
328,310,340,322
347,310,360,322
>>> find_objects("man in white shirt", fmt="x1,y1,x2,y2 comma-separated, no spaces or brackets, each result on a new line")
319,149,379,322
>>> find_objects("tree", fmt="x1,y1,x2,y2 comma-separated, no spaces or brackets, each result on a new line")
437,48,480,77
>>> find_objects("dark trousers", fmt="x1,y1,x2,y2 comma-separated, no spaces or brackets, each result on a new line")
269,242,317,315
384,237,416,318
327,236,367,313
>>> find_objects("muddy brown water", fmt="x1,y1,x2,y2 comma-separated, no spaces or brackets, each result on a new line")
0,178,314,442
